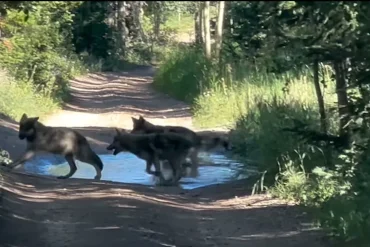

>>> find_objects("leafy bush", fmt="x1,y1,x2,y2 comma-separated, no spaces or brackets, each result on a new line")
153,46,213,103
0,70,58,121
0,2,87,102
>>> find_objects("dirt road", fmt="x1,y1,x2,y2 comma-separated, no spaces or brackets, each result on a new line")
0,66,328,247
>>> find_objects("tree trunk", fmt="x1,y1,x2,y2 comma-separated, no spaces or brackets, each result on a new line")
114,1,118,28
117,1,127,57
194,11,202,44
215,1,225,60
199,2,204,43
107,2,116,28
203,1,211,59
313,59,327,133
132,1,147,42
333,60,350,148
313,59,333,165
230,17,233,34
153,2,161,40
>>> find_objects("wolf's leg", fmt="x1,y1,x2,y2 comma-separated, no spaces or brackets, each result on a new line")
75,149,103,180
8,150,35,170
145,159,152,174
189,149,200,177
151,156,163,177
145,158,158,176
169,157,185,184
145,158,162,177
57,154,77,179
152,157,176,186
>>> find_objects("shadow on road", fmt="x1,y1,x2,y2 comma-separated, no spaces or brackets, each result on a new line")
63,71,192,119
0,172,326,247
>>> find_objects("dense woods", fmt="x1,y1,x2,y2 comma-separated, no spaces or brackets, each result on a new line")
1,1,370,245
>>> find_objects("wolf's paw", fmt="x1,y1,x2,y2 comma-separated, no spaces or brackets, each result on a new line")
161,168,174,181
187,167,199,178
154,171,162,176
151,175,161,185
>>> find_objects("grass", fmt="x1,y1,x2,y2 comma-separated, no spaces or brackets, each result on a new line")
153,46,213,102
150,14,370,245
154,45,341,178
0,70,59,122
154,47,337,128
154,47,366,243
165,13,194,35
193,67,338,129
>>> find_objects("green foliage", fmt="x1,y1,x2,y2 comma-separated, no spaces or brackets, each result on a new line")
231,99,327,173
155,2,370,245
0,70,58,121
72,1,114,60
164,13,194,36
319,192,370,244
271,155,350,206
153,46,213,103
0,1,87,101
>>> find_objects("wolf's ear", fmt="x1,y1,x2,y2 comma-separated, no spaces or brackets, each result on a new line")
131,117,139,125
115,128,121,136
139,116,145,122
20,113,28,123
30,117,39,124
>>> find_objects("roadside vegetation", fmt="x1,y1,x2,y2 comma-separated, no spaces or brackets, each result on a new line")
153,2,370,246
1,1,370,245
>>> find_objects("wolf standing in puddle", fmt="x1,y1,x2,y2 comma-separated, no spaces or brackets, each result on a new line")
5,113,104,180
130,116,232,177
106,128,195,185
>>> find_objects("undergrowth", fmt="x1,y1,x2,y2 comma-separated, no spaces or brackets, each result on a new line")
154,47,337,128
0,70,59,121
154,46,370,245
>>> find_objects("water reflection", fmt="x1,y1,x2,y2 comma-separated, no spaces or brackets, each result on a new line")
23,152,256,190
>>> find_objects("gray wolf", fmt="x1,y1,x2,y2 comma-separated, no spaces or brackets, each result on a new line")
6,113,104,180
106,128,195,185
130,116,232,177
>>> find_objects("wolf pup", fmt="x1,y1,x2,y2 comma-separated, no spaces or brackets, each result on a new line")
106,128,195,185
7,113,104,180
130,116,232,177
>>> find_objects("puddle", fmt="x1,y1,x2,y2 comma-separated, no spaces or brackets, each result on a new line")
22,152,256,190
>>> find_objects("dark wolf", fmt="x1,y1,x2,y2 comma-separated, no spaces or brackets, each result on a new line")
130,116,232,177
106,128,195,185
7,113,104,180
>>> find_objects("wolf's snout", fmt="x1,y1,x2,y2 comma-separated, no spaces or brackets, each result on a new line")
106,143,114,150
106,143,120,155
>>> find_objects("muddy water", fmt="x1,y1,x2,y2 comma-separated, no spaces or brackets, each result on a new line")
22,152,256,190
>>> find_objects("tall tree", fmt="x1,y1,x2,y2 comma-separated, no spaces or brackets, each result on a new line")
131,1,147,42
117,1,127,57
152,1,161,40
194,4,203,44
203,1,211,59
214,1,225,60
